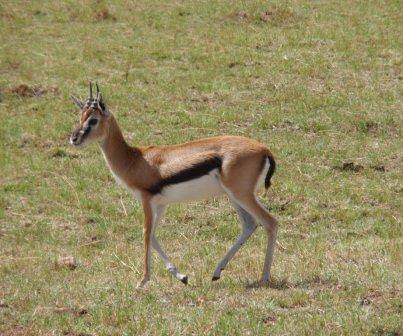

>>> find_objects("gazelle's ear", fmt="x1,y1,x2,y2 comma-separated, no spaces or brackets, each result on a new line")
71,95,84,109
99,95,110,116
95,83,110,116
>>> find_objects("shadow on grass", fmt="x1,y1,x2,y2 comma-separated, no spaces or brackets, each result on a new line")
243,275,339,291
243,277,292,290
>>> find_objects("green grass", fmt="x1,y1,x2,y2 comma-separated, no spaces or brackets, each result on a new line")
0,1,402,335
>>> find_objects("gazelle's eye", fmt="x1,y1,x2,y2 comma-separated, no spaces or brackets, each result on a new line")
88,119,98,126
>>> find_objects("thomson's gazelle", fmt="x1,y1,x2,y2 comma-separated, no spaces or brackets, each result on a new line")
70,83,278,288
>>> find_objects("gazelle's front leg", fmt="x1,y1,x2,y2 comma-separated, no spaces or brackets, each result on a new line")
137,197,153,289
151,204,188,284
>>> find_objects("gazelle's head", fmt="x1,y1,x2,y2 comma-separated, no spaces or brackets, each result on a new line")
70,82,110,146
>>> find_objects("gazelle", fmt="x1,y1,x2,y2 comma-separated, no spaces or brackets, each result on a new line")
70,83,278,288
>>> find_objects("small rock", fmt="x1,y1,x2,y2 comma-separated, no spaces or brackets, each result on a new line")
235,11,248,20
56,256,77,270
360,297,371,306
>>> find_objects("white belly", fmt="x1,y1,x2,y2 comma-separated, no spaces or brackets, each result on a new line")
155,169,224,204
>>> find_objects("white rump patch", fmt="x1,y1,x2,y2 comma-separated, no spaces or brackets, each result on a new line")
255,158,270,192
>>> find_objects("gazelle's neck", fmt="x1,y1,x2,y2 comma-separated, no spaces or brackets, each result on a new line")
100,114,140,182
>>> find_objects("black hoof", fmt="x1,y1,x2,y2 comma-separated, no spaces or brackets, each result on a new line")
181,276,188,285
212,276,220,282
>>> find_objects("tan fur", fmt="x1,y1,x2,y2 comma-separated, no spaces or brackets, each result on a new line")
98,115,273,193
71,106,277,287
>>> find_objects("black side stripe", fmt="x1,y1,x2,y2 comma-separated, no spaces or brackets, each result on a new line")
147,156,222,195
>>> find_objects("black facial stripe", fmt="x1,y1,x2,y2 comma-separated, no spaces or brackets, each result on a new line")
82,126,91,139
147,156,222,194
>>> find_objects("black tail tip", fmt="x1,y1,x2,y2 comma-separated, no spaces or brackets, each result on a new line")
212,276,220,282
181,276,188,285
265,155,276,189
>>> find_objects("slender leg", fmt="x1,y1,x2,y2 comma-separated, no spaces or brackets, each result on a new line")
224,189,278,285
212,202,257,281
260,218,277,284
237,197,278,285
151,204,188,284
137,199,153,288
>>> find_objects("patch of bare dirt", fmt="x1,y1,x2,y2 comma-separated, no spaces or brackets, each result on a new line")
262,316,277,326
260,7,298,26
333,162,390,173
354,118,379,133
186,91,224,110
9,84,59,97
18,133,35,148
295,276,342,291
370,164,386,172
0,10,14,20
7,61,20,70
385,154,402,172
94,9,116,21
308,78,326,94
332,162,364,172
372,329,401,336
1,326,35,336
54,306,88,317
360,288,401,308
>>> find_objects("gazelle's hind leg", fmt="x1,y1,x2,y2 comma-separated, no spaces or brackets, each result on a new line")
212,202,257,281
228,193,278,285
220,153,278,285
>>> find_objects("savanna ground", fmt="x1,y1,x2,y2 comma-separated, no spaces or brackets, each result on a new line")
0,1,402,335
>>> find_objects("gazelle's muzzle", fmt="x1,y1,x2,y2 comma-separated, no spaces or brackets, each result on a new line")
70,126,90,146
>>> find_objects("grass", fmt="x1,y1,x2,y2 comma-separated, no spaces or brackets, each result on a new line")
0,0,402,335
